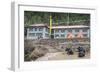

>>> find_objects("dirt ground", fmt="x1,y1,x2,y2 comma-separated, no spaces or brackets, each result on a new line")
36,52,90,61
24,39,90,61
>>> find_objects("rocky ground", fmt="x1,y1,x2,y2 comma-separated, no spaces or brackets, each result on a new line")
24,39,90,61
36,52,90,61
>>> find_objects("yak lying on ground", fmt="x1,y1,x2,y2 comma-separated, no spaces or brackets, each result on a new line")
65,48,74,55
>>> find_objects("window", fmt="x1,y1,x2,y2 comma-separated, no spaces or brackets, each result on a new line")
46,28,49,32
29,28,33,31
36,33,43,36
55,29,59,33
68,29,72,32
55,34,59,37
61,34,65,37
75,29,79,32
35,28,37,31
83,29,87,32
61,29,65,33
39,27,43,31
29,33,35,37
45,34,49,37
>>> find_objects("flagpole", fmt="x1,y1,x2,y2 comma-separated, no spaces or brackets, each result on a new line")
49,15,52,36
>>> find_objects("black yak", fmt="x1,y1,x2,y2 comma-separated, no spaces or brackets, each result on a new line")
65,48,74,55
77,46,85,57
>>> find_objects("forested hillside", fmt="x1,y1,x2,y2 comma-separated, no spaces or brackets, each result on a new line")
24,11,90,26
